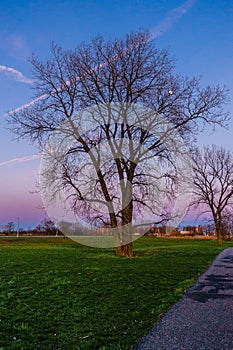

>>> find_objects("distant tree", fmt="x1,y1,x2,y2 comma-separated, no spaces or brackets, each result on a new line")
1,222,15,235
192,145,233,246
35,223,43,233
42,219,57,235
220,210,233,239
203,221,216,236
7,222,15,235
8,30,229,256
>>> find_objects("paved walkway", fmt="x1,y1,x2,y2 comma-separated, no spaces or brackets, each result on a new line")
134,248,233,350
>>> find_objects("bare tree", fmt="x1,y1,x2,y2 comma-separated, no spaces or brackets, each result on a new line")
221,210,233,239
192,145,233,246
8,30,229,256
42,218,57,235
5,222,15,235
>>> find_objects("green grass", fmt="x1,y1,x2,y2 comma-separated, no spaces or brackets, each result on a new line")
0,237,232,349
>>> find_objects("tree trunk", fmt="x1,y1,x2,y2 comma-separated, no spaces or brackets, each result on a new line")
120,223,135,257
115,245,122,256
215,218,223,247
115,202,135,257
113,180,135,257
109,213,124,256
120,242,135,257
115,240,135,257
115,231,135,257
216,227,223,247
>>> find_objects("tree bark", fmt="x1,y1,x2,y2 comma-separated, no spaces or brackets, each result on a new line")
115,199,135,257
217,229,223,247
215,218,223,247
120,242,135,257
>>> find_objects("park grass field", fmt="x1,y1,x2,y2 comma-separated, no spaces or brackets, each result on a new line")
0,237,232,349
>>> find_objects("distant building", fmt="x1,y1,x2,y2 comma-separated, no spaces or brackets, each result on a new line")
146,226,179,236
182,225,205,235
96,225,112,236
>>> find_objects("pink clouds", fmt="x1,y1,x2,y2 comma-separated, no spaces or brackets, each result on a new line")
0,64,33,84
0,154,41,167
0,158,45,226
8,95,46,114
6,0,195,114
150,0,195,39
0,192,46,227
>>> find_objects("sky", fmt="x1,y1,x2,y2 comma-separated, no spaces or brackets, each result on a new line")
0,0,232,229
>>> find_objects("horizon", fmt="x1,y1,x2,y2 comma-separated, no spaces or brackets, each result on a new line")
0,0,232,229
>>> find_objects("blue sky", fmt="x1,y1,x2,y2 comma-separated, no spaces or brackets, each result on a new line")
0,0,232,228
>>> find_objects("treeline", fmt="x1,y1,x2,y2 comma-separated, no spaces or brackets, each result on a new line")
0,219,64,236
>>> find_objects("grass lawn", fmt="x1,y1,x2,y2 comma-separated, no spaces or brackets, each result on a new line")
0,237,232,349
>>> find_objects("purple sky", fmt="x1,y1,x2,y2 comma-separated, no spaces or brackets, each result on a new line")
0,0,232,228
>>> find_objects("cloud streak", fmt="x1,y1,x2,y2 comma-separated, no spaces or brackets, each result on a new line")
0,65,33,84
9,95,47,115
8,0,195,115
150,0,195,39
0,154,41,167
6,1,195,166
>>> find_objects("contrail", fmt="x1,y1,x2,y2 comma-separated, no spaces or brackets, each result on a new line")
8,0,195,116
5,0,195,165
150,0,195,39
0,65,33,84
0,154,41,167
9,94,47,114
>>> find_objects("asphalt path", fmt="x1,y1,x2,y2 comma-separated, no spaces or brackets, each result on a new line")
134,248,233,350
